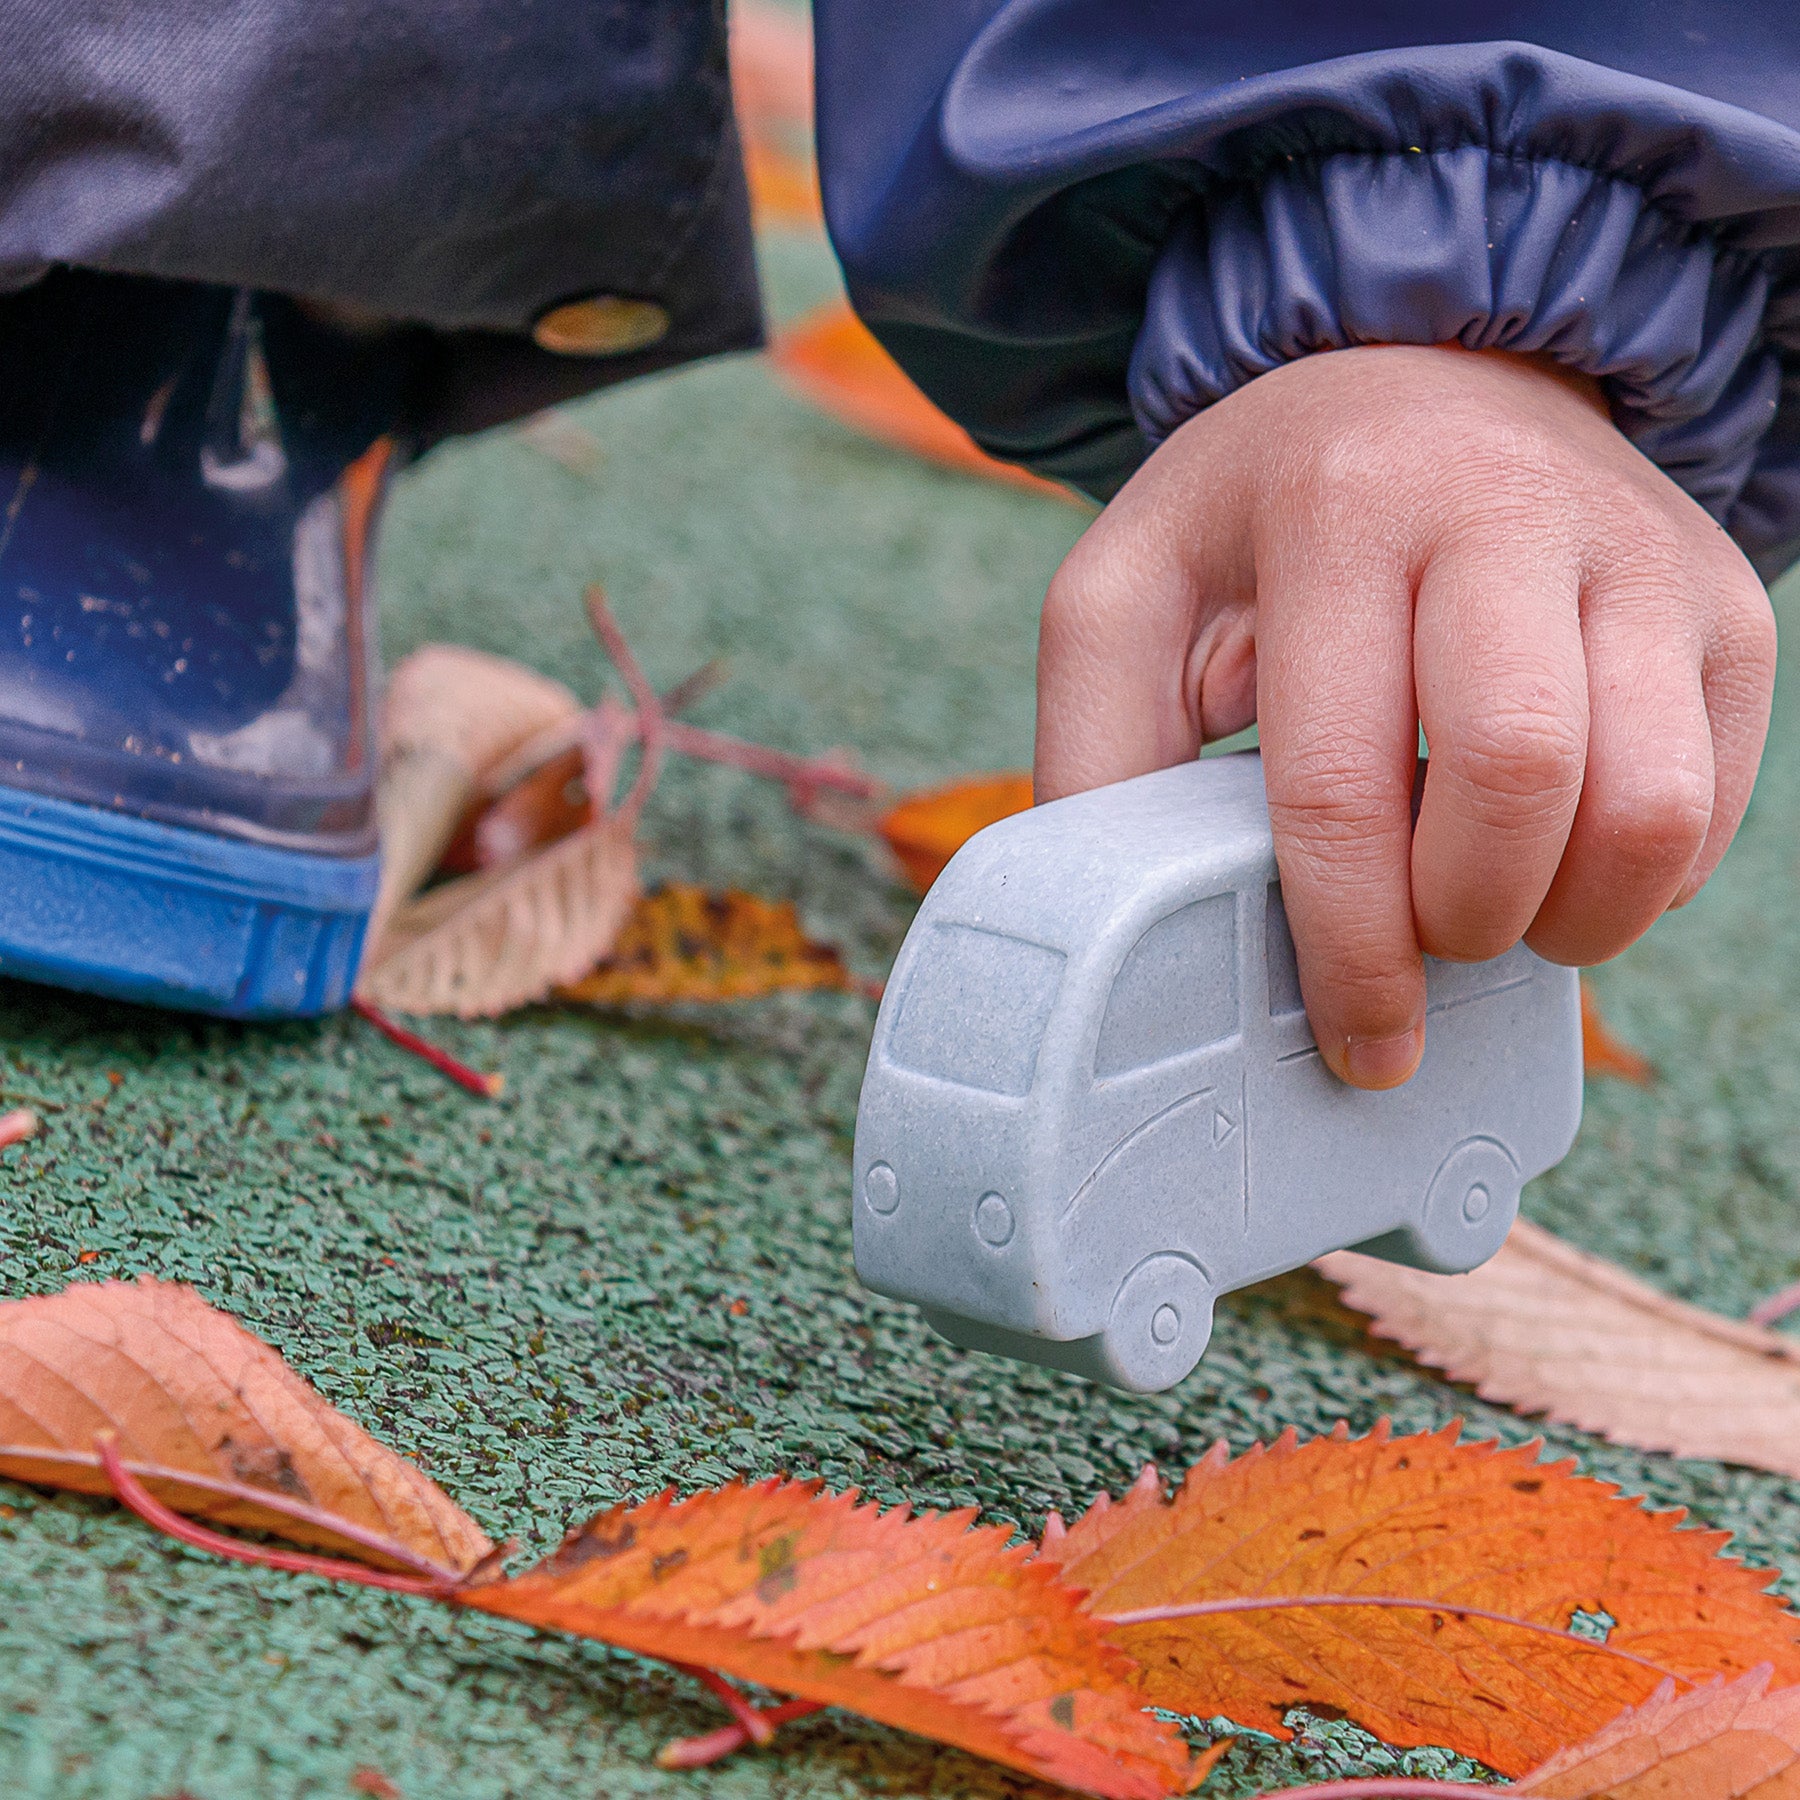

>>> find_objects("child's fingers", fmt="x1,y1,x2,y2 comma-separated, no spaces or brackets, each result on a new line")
1257,542,1425,1090
1524,589,1715,966
1411,539,1588,961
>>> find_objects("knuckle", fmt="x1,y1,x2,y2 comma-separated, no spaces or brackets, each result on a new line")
1718,579,1779,686
1439,699,1586,820
1311,959,1426,1046
1040,546,1104,637
1267,762,1401,855
1589,766,1713,876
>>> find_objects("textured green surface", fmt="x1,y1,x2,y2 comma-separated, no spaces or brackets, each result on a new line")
4,227,1800,1799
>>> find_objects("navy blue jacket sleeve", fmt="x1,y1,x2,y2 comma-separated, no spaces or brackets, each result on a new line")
814,3,1800,578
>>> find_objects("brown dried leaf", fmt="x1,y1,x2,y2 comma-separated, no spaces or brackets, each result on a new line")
372,646,582,947
1038,1420,1800,1778
1517,1667,1800,1797
1318,1220,1800,1480
561,884,857,1007
0,1278,488,1573
358,812,639,1019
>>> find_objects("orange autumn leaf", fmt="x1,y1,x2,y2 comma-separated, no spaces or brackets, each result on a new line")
561,884,859,1006
770,303,1077,501
742,137,824,230
880,771,1035,893
462,1479,1196,1799
729,0,821,227
0,1278,489,1574
46,1274,1800,1795
1516,1667,1800,1797
1037,1421,1800,1779
1580,979,1655,1084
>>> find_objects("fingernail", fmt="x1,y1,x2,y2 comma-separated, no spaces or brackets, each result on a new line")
1343,1025,1424,1090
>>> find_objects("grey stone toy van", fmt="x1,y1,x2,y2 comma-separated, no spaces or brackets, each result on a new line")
853,753,1582,1393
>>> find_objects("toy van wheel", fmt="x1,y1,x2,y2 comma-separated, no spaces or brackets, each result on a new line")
1401,1135,1522,1274
1093,1255,1214,1393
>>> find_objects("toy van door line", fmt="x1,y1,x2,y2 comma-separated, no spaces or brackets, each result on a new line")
853,751,1583,1395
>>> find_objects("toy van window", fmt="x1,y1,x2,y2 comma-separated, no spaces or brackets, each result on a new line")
884,923,1065,1096
1266,885,1306,1019
1094,892,1239,1079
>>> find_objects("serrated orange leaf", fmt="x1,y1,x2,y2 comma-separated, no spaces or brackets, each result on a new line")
770,303,1078,500
0,1278,488,1574
879,772,1034,893
1037,1421,1800,1778
1580,980,1655,1084
1516,1667,1800,1797
1317,1220,1800,1481
561,884,857,1006
462,1479,1196,1798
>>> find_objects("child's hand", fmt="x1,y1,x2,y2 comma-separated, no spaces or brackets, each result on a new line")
1036,344,1776,1090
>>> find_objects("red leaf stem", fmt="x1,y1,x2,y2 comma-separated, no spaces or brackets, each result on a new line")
1749,1280,1800,1328
655,1700,827,1769
671,1662,779,1746
476,661,726,801
2,1441,466,1582
586,584,666,822
660,719,883,799
479,699,884,809
95,1434,464,1596
349,998,505,1098
0,1107,38,1149
1097,1593,1688,1687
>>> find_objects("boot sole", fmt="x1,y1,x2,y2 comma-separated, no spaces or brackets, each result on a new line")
0,782,376,1017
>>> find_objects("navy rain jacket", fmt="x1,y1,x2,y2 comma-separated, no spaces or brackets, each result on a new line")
815,1,1800,580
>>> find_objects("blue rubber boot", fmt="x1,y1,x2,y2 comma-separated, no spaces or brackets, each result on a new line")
0,271,420,1017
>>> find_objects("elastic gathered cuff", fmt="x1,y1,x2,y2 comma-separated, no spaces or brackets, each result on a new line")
1129,146,1797,575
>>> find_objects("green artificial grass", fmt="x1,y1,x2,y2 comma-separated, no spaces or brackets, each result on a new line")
4,225,1800,1798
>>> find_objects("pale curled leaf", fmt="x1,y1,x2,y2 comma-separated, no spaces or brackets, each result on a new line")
372,645,583,948
1318,1219,1800,1480
0,1278,488,1572
359,812,639,1018
1517,1667,1800,1797
462,1479,1197,1799
1037,1421,1800,1778
382,644,580,768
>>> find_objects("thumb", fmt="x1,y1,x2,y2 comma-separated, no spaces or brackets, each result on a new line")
1033,419,1255,802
